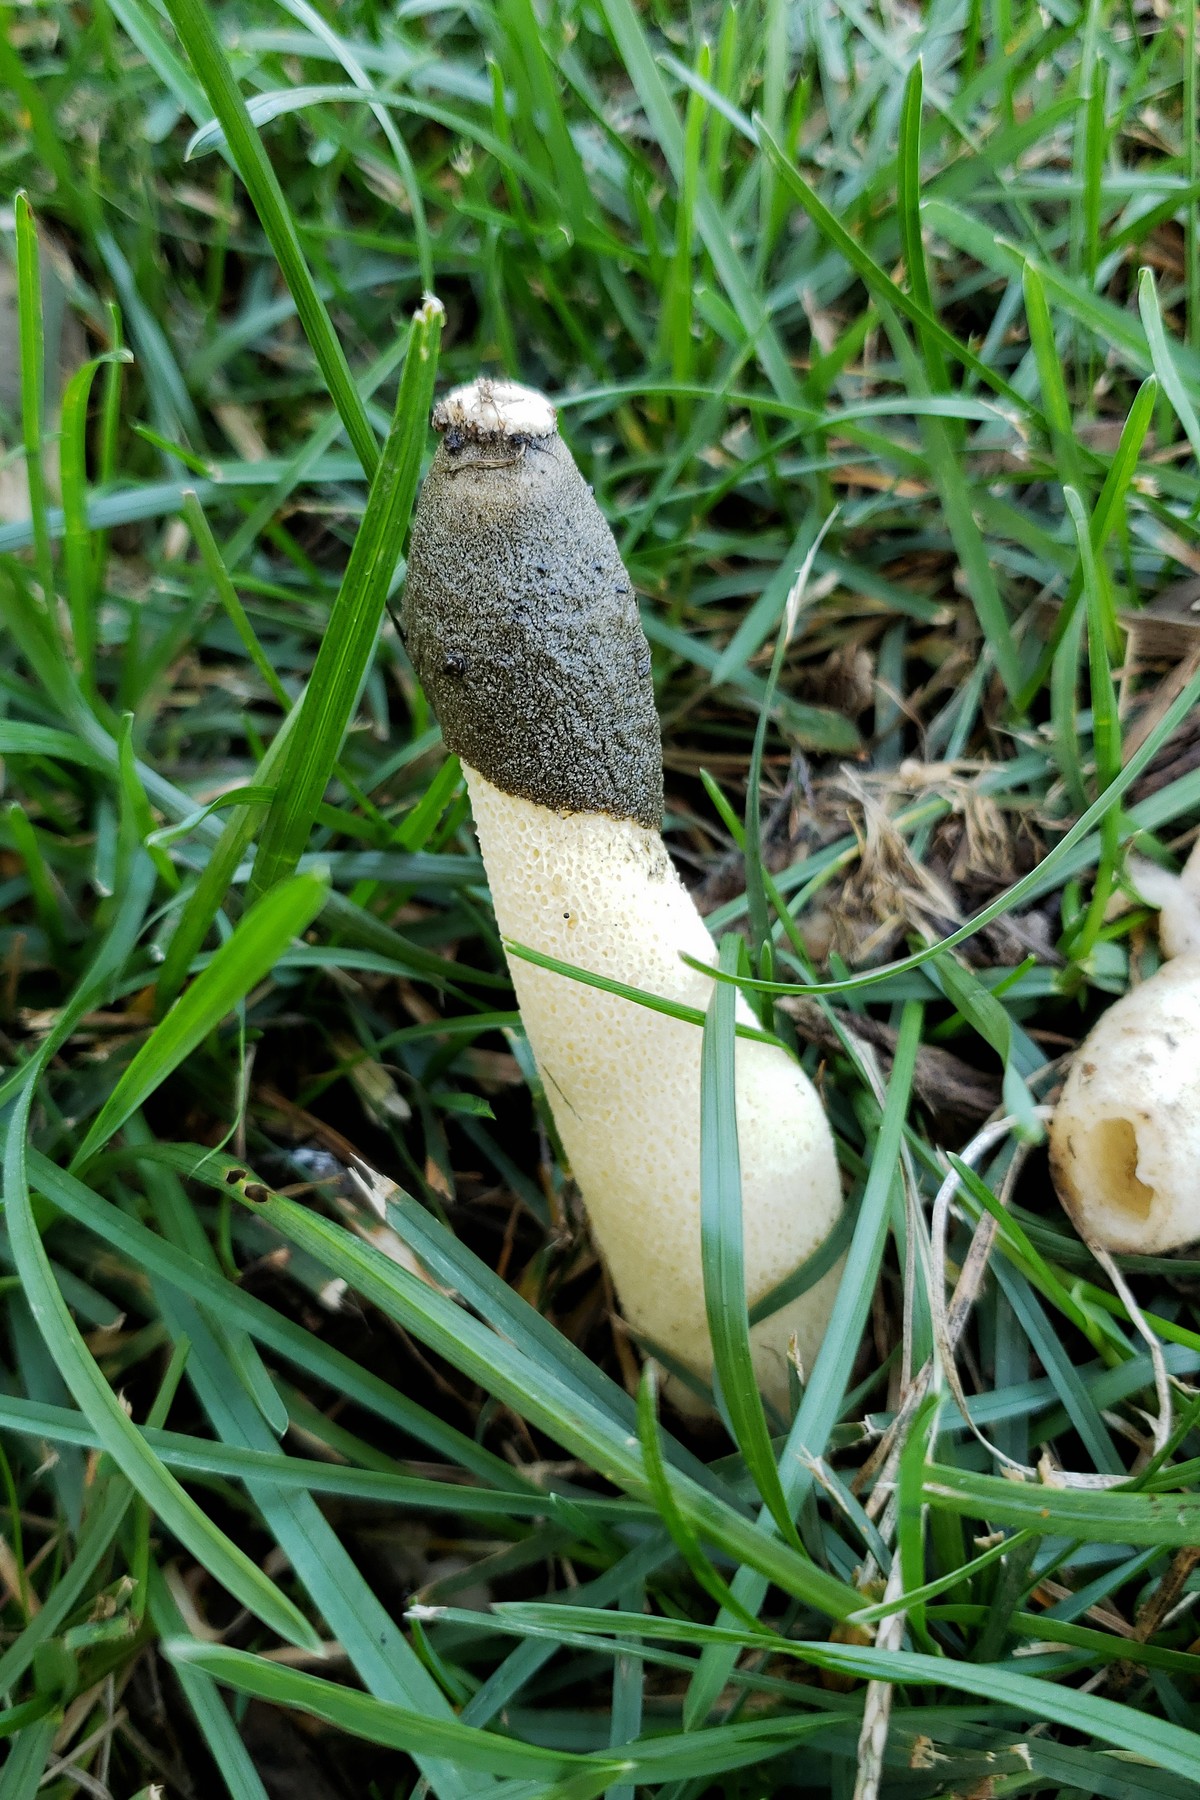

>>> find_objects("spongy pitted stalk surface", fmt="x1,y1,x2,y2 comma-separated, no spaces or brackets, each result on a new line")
466,766,843,1413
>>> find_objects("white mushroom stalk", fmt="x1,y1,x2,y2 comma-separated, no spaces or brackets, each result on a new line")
402,377,843,1413
1049,840,1200,1253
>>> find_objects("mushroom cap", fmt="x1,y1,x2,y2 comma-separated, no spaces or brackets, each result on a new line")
1049,954,1200,1252
402,376,664,828
432,377,557,444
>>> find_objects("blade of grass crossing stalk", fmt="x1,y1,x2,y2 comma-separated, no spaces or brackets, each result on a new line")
683,1002,923,1724
701,935,801,1542
4,1080,319,1649
503,942,781,1047
160,0,379,476
1138,266,1200,466
13,194,55,607
1065,484,1123,958
635,1365,764,1629
247,298,442,901
72,871,328,1167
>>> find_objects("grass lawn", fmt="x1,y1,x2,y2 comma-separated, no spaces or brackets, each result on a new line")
3,0,1200,1794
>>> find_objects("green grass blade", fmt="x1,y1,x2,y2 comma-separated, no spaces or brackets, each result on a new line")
1138,265,1200,464
159,0,380,476
5,1081,319,1649
29,1149,524,1486
1023,261,1085,486
165,1640,608,1779
153,702,302,1010
272,0,433,290
754,120,1030,415
146,1568,270,1800
182,490,290,707
635,1365,757,1625
700,934,801,1538
218,1176,859,1620
0,1471,131,1696
13,192,56,606
1015,372,1156,712
73,870,328,1167
247,296,441,900
684,1001,923,1722
596,0,800,403
167,1638,836,1783
60,352,131,694
0,1713,59,1800
898,60,949,389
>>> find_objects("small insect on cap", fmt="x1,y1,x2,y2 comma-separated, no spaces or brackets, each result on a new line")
432,377,557,451
402,376,664,828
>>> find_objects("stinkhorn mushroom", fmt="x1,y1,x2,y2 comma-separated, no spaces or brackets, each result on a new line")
1049,840,1200,1253
402,377,843,1412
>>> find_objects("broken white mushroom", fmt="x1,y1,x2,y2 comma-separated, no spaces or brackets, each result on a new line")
1049,840,1200,1253
402,378,843,1412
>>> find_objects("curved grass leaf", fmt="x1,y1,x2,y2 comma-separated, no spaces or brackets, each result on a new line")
700,934,801,1538
684,1001,924,1723
218,1178,859,1621
246,297,442,901
4,1081,319,1649
160,0,379,475
166,1638,836,1782
72,870,328,1168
